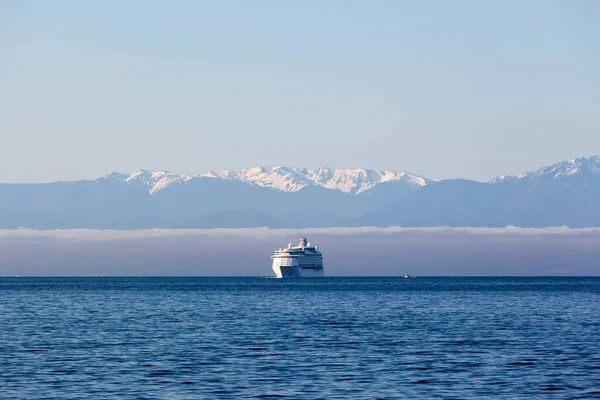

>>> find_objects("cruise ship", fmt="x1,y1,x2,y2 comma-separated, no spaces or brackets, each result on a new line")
271,238,324,278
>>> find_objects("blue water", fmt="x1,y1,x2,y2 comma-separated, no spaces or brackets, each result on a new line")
1,277,600,399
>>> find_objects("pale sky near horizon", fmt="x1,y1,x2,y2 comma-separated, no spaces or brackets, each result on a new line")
1,1,599,183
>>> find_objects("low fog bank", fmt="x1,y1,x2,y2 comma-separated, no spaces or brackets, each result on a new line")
0,227,599,276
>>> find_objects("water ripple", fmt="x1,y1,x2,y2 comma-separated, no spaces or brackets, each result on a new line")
1,277,600,399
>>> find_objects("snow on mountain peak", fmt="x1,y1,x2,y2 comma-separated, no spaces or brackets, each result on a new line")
100,166,434,195
101,170,194,194
147,171,193,194
99,157,600,195
488,175,517,184
202,167,432,194
100,172,129,183
298,168,426,194
490,156,600,183
202,167,312,192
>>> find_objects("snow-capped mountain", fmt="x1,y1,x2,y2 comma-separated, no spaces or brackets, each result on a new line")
490,156,600,183
100,167,434,195
204,167,432,194
201,167,312,193
1,156,599,229
101,170,194,194
363,155,600,228
298,168,432,194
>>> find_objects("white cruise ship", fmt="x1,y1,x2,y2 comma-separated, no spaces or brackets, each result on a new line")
271,238,324,278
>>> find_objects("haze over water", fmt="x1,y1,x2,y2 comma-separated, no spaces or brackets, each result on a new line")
2,227,599,276
2,277,599,399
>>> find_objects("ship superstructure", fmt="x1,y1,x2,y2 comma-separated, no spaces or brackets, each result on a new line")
271,238,324,278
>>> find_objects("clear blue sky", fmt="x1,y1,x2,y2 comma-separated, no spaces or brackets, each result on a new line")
1,0,599,183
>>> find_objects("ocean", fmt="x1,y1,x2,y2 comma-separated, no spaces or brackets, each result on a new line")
1,277,599,399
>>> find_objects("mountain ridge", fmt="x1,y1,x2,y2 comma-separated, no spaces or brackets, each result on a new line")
490,156,600,184
97,167,434,195
1,155,599,229
93,155,600,195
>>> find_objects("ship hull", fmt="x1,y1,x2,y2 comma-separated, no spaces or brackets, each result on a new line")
272,266,324,278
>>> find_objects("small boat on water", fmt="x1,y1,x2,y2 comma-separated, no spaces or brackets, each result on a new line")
404,274,410,279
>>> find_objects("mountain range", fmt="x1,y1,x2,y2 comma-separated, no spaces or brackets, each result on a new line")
1,156,599,229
